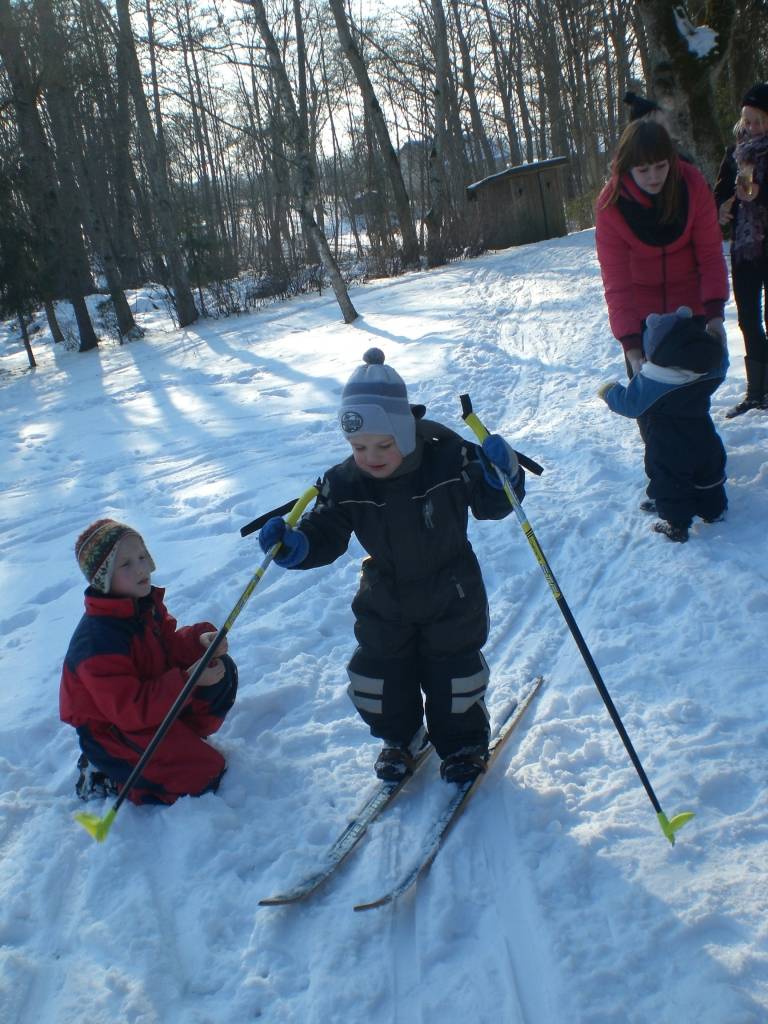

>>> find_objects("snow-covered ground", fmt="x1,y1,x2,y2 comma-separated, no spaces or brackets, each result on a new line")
1,230,767,1024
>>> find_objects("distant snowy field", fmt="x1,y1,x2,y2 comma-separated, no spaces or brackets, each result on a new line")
1,230,767,1023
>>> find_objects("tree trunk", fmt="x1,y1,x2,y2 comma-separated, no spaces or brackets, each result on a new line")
0,0,98,350
481,0,523,165
249,0,358,323
636,0,736,183
448,0,495,177
328,0,420,268
18,314,37,369
115,0,198,326
45,302,64,342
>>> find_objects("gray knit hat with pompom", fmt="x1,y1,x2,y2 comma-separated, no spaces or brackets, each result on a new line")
339,348,416,456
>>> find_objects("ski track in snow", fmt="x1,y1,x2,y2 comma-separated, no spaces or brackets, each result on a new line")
2,231,768,1023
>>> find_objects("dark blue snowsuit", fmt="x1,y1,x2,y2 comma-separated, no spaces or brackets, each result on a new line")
603,327,728,530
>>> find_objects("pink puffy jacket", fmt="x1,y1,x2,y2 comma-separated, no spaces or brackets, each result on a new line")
595,161,728,351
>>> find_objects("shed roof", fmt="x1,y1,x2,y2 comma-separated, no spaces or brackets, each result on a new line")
466,156,568,195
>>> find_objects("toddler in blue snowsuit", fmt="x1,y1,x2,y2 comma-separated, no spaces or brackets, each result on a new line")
598,307,728,543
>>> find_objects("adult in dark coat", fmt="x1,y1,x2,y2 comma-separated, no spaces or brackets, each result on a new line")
714,83,768,416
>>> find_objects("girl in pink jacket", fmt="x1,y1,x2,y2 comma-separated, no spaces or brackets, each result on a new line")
595,120,729,379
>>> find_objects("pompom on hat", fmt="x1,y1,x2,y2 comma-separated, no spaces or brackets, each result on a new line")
75,519,155,594
624,90,660,122
339,348,416,456
741,83,768,116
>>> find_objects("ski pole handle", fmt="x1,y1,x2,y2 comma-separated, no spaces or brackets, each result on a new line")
240,479,323,537
460,393,530,523
460,395,543,477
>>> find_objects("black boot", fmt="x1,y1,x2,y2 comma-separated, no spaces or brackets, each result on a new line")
725,357,765,418
440,745,489,784
652,520,689,543
374,726,429,781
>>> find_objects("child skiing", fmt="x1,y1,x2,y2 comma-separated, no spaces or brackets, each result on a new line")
257,348,524,784
60,519,238,805
598,307,728,542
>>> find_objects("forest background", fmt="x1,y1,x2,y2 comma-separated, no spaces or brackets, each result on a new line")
1,0,768,358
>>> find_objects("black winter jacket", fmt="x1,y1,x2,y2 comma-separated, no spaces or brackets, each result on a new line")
296,421,521,588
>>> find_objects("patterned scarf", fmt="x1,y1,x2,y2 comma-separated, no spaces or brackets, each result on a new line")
733,131,768,263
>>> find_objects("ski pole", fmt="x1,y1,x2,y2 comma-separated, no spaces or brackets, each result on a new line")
460,394,693,846
75,483,319,843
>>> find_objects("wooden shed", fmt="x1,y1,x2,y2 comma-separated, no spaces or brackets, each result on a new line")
466,156,569,249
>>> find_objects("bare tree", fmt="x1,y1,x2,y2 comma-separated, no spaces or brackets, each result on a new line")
328,0,420,267
247,0,358,323
115,0,199,326
636,0,736,181
0,0,99,351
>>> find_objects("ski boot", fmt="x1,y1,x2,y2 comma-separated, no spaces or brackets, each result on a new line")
440,745,489,784
374,726,428,782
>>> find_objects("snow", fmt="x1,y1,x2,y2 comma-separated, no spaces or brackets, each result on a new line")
2,230,768,1023
673,7,719,60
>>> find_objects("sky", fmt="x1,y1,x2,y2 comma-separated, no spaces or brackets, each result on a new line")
1,229,767,1023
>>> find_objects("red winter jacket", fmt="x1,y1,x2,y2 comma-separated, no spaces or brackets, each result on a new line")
595,161,728,351
60,587,214,735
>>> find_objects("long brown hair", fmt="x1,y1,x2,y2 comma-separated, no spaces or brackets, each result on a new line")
601,120,681,223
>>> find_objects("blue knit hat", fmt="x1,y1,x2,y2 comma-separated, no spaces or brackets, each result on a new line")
339,348,416,456
643,307,720,373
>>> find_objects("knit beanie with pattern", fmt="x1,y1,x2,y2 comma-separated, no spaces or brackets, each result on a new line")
339,348,416,456
75,519,155,594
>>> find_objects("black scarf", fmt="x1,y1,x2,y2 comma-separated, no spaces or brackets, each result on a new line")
617,178,689,247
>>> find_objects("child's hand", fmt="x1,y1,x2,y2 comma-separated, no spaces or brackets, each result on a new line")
625,348,644,376
258,516,309,567
718,195,735,224
187,653,226,688
597,380,619,400
480,434,519,489
200,630,227,658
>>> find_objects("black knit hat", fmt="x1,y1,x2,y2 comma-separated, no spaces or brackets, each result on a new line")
741,83,768,116
624,90,660,122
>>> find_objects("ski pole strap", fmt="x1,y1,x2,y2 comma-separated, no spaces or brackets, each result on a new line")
459,395,543,477
240,499,297,538
240,478,323,537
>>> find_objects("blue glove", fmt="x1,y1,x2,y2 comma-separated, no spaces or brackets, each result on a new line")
481,435,519,490
258,516,309,568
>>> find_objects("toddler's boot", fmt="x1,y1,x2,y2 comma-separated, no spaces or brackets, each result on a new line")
652,520,689,543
